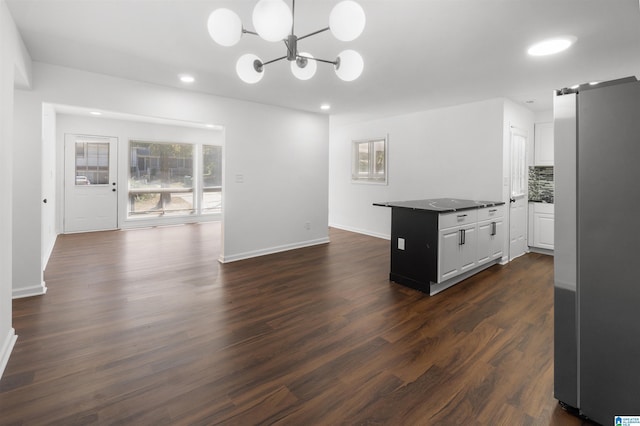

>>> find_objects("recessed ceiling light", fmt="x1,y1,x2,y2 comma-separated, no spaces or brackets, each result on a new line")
90,111,102,116
570,84,580,89
527,37,575,56
179,74,195,83
589,81,600,85
320,104,331,111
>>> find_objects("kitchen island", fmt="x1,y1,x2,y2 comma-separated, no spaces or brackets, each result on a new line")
374,198,505,295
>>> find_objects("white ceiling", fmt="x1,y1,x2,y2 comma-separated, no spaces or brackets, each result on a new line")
7,0,640,120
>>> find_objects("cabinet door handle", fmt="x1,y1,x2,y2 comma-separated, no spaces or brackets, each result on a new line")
489,209,497,213
462,229,466,245
457,214,467,218
491,222,496,236
459,229,463,246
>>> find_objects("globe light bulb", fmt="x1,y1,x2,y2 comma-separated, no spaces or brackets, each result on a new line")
207,8,243,47
330,1,366,42
236,54,264,84
291,52,317,80
252,0,292,42
335,50,363,81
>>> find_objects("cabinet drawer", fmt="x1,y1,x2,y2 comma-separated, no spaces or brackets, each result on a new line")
439,209,477,230
477,205,504,221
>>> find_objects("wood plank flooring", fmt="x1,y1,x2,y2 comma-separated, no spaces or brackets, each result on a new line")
1,223,595,425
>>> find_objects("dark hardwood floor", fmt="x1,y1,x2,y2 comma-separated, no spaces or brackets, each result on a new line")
1,223,595,425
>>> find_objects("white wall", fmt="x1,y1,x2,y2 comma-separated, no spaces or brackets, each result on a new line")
12,62,329,303
329,98,506,239
1,0,32,379
55,113,224,231
41,104,56,271
12,92,47,298
534,109,553,123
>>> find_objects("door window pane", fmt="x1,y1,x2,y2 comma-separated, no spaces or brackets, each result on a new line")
75,141,110,185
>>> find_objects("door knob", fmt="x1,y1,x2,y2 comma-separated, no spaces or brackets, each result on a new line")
43,198,47,204
510,197,516,203
112,189,116,192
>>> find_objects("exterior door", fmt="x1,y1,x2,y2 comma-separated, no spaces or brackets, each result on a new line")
509,129,528,260
64,134,118,233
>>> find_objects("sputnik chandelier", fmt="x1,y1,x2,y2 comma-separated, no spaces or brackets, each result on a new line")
207,0,365,84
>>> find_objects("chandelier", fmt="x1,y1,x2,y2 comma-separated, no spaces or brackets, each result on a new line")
207,0,365,84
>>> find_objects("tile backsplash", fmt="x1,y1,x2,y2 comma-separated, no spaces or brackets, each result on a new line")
529,166,554,203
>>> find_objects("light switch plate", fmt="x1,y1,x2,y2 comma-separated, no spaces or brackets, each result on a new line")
398,238,405,250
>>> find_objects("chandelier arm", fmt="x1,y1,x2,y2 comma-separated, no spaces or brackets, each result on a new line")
297,27,330,42
297,55,338,66
261,55,288,67
242,28,259,37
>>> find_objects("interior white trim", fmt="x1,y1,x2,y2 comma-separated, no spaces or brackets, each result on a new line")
0,328,18,380
219,237,330,263
328,223,390,240
12,281,48,299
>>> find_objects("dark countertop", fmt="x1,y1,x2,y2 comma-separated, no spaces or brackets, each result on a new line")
373,198,505,213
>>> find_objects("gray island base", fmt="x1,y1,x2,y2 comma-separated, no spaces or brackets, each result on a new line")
374,198,506,295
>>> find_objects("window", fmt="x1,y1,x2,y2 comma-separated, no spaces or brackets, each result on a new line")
128,141,222,218
202,145,222,214
352,137,387,184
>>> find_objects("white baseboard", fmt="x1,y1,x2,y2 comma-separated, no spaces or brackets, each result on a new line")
219,237,330,263
328,223,390,240
12,281,48,299
528,246,554,256
0,328,17,380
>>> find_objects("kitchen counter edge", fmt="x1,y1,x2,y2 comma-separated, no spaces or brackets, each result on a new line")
373,198,505,213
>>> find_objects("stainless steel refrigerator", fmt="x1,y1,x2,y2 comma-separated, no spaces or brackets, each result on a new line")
554,76,640,424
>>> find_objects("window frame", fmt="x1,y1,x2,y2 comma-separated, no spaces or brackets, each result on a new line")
126,140,222,219
351,136,388,185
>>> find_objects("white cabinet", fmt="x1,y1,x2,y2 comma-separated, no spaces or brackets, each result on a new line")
477,206,504,265
438,210,478,282
534,122,554,166
477,218,504,264
438,206,504,283
528,202,554,250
